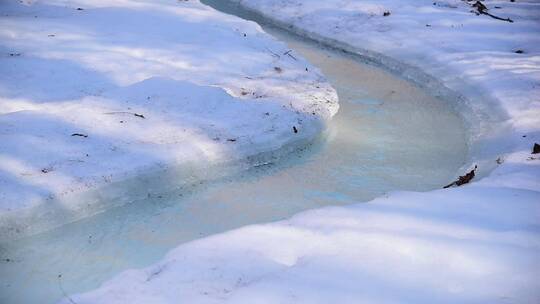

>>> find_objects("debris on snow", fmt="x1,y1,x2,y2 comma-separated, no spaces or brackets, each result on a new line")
533,143,540,154
444,165,477,188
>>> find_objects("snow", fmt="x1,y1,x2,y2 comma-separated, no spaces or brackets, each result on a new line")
0,0,338,239
64,186,540,304
62,0,540,303
228,0,540,176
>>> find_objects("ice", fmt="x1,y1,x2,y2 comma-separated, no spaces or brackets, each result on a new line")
0,17,468,304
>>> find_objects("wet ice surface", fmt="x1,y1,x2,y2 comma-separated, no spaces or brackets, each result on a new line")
0,22,467,304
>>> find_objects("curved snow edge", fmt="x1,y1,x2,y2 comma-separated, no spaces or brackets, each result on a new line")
0,117,329,241
224,0,512,180
0,0,340,241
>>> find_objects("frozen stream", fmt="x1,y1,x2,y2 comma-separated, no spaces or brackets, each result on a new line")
0,2,467,303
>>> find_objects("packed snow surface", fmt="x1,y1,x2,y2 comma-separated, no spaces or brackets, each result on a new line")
64,0,540,303
0,0,338,239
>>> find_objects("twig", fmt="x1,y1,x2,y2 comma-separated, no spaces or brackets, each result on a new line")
283,50,297,61
481,10,513,22
104,111,145,119
470,1,513,23
264,47,280,59
71,133,88,138
57,274,77,304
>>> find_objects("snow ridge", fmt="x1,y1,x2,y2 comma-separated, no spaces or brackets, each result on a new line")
0,0,338,240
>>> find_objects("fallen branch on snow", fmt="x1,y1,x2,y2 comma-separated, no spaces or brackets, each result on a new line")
444,165,477,188
468,1,513,23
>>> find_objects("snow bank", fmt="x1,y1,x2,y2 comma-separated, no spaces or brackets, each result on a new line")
0,0,338,239
64,0,540,303
65,186,540,303
228,0,540,177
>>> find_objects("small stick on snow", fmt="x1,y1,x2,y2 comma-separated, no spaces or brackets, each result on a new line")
444,165,477,188
104,111,146,119
71,133,88,138
470,1,513,23
265,47,280,59
283,50,297,61
57,274,77,304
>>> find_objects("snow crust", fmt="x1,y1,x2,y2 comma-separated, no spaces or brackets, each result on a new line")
0,0,338,239
65,0,540,303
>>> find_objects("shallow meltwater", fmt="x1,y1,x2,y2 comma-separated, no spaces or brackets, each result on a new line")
0,6,467,304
